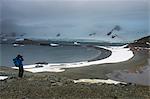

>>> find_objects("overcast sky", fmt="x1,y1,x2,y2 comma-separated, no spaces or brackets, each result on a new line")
1,0,149,42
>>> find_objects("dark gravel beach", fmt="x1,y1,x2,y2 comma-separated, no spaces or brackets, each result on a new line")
0,49,150,99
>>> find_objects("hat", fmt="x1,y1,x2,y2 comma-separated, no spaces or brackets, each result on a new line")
17,54,22,57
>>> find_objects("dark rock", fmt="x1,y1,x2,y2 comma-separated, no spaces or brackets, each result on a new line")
51,82,63,86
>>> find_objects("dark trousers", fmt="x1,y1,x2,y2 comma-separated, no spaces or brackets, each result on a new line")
18,66,24,78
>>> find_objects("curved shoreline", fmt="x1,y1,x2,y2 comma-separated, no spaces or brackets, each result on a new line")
88,46,112,62
12,45,134,73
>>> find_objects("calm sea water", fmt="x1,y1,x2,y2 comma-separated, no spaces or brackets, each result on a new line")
0,44,102,67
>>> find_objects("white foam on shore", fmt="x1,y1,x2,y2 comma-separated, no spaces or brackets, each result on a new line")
12,45,134,73
0,76,8,80
73,79,127,85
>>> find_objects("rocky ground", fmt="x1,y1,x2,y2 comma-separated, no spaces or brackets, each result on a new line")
0,67,150,99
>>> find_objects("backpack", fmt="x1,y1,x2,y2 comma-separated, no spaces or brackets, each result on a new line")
13,58,19,67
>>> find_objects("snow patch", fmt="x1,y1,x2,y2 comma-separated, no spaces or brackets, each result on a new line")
73,79,127,84
0,76,8,80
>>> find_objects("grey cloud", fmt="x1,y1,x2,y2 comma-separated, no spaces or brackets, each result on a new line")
52,24,76,28
1,19,22,33
1,0,149,42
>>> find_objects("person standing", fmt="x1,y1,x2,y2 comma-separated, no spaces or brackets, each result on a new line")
13,54,24,78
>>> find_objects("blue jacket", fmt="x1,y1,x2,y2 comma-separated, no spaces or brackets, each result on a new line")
13,57,24,67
